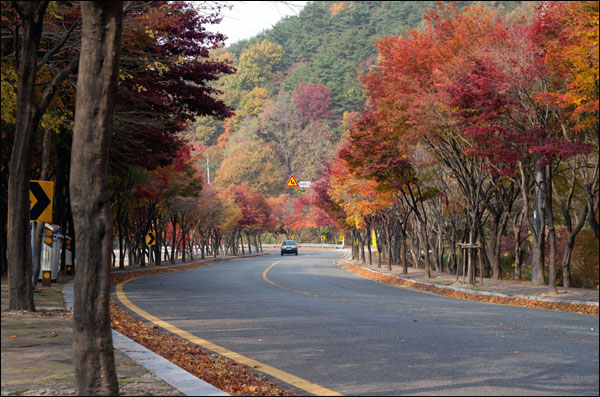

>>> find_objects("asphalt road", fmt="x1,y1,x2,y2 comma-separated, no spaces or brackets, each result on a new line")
116,250,599,396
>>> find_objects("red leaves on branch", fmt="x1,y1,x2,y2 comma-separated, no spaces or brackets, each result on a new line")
112,2,234,173
292,81,332,125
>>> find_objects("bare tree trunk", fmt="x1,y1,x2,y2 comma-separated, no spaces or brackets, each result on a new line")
170,215,177,264
70,2,122,394
401,230,408,274
240,230,245,255
246,231,252,254
367,228,373,267
555,169,589,288
420,223,431,279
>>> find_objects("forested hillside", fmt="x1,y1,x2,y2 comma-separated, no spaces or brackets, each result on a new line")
188,1,530,195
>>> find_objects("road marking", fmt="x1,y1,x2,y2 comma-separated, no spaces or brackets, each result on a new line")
116,280,342,396
262,261,318,297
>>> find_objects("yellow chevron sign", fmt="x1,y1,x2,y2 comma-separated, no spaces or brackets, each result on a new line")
29,180,54,223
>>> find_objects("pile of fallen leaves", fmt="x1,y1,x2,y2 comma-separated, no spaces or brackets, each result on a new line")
110,256,295,396
110,300,295,396
341,261,598,316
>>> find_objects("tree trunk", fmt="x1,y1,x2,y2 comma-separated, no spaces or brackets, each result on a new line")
367,228,373,267
170,215,177,264
555,170,589,288
246,231,252,254
420,223,431,279
467,227,475,285
401,229,408,274
7,1,49,311
532,165,546,285
70,2,122,394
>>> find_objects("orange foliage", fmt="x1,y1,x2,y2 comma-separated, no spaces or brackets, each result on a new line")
329,2,353,17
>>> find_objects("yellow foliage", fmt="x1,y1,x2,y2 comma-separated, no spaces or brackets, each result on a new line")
1,64,17,125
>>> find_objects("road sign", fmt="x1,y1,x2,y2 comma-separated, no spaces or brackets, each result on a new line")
320,235,326,241
340,236,344,242
299,181,311,188
285,175,299,188
29,180,53,223
146,232,156,246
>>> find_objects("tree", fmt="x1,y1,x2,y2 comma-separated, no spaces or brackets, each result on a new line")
6,1,80,310
227,39,284,92
292,81,332,126
215,134,283,195
6,1,47,310
256,92,302,177
70,1,122,394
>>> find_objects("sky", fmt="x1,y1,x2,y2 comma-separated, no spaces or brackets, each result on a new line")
205,1,308,47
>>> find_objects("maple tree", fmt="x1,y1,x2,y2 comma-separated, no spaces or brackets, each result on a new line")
531,1,599,285
292,81,332,126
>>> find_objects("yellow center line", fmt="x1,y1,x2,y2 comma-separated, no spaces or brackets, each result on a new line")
262,261,318,297
116,278,342,396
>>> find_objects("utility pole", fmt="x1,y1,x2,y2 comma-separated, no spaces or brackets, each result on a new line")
206,154,210,184
532,163,545,283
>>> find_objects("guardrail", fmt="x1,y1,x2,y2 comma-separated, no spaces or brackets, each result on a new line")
262,243,345,249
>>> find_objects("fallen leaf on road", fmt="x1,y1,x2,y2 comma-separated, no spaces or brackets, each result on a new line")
339,261,599,315
400,339,406,343
514,351,520,354
10,335,16,338
257,339,263,342
109,298,295,396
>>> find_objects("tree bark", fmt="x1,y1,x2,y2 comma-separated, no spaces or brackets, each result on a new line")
70,2,122,395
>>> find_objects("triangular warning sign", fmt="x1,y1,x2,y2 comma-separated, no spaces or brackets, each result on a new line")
285,174,299,188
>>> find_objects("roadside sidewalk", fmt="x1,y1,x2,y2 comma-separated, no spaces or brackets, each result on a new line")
338,251,598,310
1,274,185,396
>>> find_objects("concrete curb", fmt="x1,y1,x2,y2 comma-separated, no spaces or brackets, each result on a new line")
63,281,229,396
337,252,598,307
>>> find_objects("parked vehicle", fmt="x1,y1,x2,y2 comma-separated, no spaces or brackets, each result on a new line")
280,240,298,256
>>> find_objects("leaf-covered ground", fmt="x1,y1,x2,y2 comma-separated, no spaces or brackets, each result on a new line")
340,260,598,316
110,260,296,396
